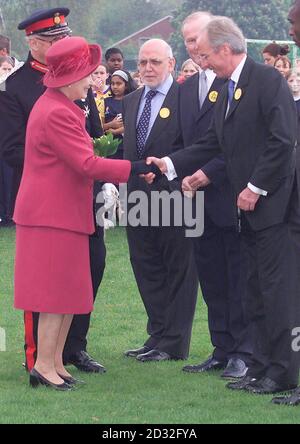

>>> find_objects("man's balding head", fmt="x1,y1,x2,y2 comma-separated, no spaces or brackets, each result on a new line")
138,39,175,88
181,11,213,67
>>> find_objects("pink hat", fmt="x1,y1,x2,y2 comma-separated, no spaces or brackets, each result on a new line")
44,36,101,88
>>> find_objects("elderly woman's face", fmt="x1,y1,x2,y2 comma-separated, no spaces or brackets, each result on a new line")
69,75,93,100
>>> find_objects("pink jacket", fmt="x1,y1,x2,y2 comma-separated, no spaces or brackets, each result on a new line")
14,88,131,234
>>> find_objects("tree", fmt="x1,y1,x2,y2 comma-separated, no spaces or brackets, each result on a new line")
0,0,100,59
170,0,294,65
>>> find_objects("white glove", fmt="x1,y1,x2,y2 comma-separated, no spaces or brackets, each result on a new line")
99,183,121,230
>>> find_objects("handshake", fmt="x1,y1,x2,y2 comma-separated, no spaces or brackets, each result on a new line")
130,157,167,183
130,157,211,195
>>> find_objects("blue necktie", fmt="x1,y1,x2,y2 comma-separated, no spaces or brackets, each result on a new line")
228,79,235,107
136,89,157,158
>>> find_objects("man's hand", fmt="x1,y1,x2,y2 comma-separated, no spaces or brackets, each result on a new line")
188,169,211,189
140,172,156,184
237,187,260,211
110,117,123,129
182,176,196,198
146,157,168,173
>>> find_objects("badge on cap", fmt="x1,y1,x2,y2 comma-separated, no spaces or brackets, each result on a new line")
209,91,218,103
234,88,242,101
54,13,61,25
160,108,170,119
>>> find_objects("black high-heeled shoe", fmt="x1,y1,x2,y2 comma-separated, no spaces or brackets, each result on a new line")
29,368,73,391
58,374,85,385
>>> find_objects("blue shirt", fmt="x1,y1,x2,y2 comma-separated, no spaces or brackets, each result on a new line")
136,74,174,142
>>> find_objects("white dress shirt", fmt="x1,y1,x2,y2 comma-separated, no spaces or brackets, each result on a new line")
136,74,174,142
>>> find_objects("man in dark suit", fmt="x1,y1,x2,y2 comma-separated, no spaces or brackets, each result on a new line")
180,12,251,378
147,17,300,394
272,0,300,406
0,8,106,374
123,38,198,362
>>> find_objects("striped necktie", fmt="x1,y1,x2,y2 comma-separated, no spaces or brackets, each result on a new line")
199,70,208,108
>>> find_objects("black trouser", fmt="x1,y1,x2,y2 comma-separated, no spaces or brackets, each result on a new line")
24,229,106,370
193,211,252,364
0,159,13,222
241,213,300,386
126,225,198,359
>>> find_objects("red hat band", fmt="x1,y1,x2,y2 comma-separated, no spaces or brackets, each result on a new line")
48,44,92,83
26,15,66,35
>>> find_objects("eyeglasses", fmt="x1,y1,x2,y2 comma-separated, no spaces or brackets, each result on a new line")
198,50,217,61
138,57,170,68
35,35,69,46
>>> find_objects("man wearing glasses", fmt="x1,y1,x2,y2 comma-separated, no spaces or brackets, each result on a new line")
123,39,198,362
0,7,107,376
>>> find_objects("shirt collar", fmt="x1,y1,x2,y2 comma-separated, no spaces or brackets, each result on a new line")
230,55,247,85
144,74,174,97
199,68,216,83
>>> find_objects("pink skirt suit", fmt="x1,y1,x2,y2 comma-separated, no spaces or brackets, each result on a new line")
14,88,131,314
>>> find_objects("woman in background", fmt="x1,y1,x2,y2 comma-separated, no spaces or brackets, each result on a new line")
262,42,290,66
274,55,292,78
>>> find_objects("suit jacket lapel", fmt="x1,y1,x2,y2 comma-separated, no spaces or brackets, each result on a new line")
186,73,201,122
226,56,252,121
143,80,178,155
196,77,223,122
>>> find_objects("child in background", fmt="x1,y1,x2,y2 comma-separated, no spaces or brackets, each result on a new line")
287,69,300,118
104,70,137,159
178,58,199,83
91,64,112,126
274,55,292,78
0,55,14,82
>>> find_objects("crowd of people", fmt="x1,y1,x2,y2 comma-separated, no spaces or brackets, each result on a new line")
1,1,300,409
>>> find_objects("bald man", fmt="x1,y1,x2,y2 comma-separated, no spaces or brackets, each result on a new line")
123,39,198,362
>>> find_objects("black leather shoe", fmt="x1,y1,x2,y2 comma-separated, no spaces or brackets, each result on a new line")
272,387,300,406
226,375,257,390
221,358,248,379
245,377,297,395
182,356,226,373
29,368,73,391
136,349,174,362
124,345,151,358
66,351,106,374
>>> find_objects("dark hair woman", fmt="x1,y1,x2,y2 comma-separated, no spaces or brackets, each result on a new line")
262,42,290,66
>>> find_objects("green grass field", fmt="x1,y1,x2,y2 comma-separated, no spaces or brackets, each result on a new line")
0,226,299,424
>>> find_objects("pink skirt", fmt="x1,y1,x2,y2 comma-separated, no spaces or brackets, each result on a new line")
14,225,94,314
